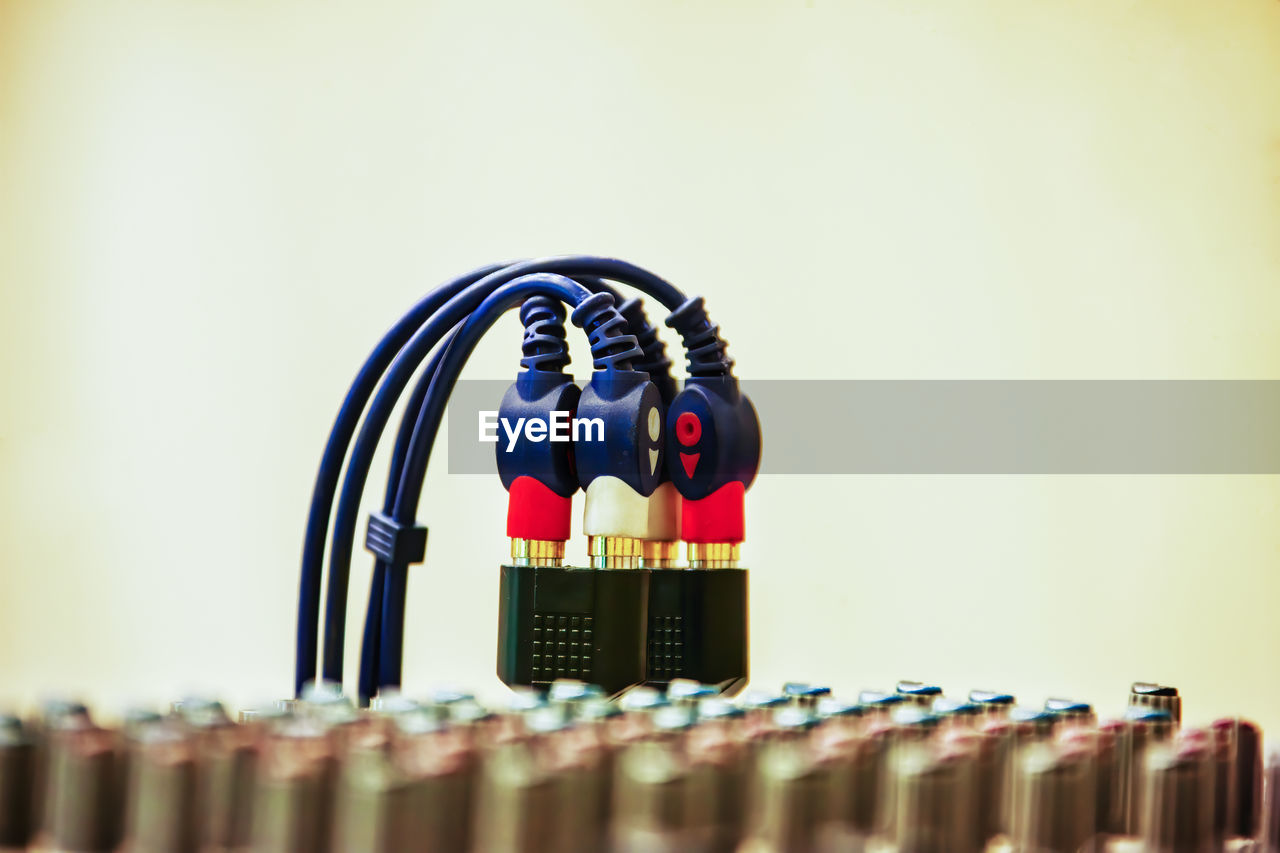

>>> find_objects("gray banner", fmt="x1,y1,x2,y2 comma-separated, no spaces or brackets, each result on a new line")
447,380,1280,475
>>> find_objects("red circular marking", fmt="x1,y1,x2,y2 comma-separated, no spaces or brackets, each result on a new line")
675,412,702,446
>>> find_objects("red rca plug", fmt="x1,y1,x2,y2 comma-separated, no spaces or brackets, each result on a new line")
495,298,580,566
670,400,759,565
664,298,760,566
636,296,755,694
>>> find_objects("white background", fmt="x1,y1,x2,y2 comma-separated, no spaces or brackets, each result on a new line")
1,0,1278,729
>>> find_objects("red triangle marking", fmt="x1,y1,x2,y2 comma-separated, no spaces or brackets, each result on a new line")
680,452,700,478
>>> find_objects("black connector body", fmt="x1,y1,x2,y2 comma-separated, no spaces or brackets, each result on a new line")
644,567,748,695
497,564,748,697
497,564,649,697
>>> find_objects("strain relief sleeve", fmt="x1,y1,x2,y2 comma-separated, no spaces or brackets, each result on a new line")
570,292,644,373
518,296,571,373
619,296,676,404
664,296,734,378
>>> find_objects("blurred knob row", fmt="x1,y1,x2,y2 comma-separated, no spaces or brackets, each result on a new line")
1,679,1277,853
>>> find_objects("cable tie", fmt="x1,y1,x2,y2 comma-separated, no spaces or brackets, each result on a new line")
364,512,428,566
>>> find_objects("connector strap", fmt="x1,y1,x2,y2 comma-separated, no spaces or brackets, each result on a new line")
364,512,428,565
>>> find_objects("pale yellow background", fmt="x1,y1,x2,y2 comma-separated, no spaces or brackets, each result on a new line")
1,1,1277,730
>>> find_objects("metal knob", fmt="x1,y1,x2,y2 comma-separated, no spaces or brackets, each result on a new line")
1129,683,1182,727
1008,741,1097,853
1138,735,1216,853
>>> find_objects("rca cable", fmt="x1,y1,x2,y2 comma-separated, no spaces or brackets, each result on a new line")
293,257,761,706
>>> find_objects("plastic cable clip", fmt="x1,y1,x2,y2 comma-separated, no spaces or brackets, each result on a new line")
364,512,428,565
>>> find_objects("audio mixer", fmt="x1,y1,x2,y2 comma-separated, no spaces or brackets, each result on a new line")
0,679,1275,852
4,257,1272,852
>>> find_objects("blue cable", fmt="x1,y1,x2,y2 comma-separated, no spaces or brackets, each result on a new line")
352,332,457,701
350,287,607,699
376,274,611,691
296,261,510,696
316,258,686,695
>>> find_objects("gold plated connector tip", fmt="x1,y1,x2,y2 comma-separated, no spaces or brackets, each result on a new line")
586,536,641,569
639,540,681,569
510,539,566,567
686,542,740,569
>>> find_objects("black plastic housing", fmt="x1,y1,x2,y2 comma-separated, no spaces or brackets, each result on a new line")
644,567,749,695
497,564,649,697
